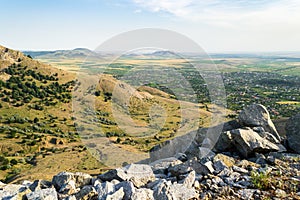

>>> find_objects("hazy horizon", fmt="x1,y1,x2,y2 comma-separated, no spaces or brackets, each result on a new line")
1,0,300,53
19,47,300,56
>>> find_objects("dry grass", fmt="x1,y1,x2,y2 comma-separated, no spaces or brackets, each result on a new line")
276,101,300,105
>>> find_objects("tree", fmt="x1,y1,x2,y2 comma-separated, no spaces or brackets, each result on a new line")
95,91,101,96
33,117,39,123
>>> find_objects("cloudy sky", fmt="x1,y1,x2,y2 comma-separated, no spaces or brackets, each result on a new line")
1,0,300,52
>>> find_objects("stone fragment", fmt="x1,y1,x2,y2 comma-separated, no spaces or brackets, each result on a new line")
105,187,124,200
150,157,182,174
26,188,58,200
99,164,155,188
114,181,135,200
96,182,115,200
153,180,197,200
29,180,53,191
180,170,196,188
131,188,154,200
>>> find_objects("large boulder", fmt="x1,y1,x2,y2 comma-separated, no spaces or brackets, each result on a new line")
230,128,281,157
96,182,115,200
131,188,154,200
149,120,241,162
150,157,182,174
0,184,30,200
74,185,97,200
286,113,300,153
152,180,197,200
238,104,281,141
99,164,155,188
114,181,135,200
26,188,58,200
105,187,124,200
52,172,92,194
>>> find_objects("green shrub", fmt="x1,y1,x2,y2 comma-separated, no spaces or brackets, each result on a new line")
251,171,271,190
10,159,18,165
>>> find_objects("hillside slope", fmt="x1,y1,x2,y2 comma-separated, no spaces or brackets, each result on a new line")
0,45,228,183
0,46,106,182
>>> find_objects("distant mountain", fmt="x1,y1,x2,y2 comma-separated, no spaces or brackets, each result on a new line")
23,48,98,59
139,50,180,58
123,50,180,58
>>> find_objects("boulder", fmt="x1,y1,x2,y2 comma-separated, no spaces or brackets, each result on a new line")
213,131,234,153
114,181,135,200
168,163,192,177
58,179,77,194
213,153,236,167
131,188,154,200
74,185,97,200
238,104,281,141
149,120,241,162
26,188,58,200
105,187,124,200
52,172,74,191
96,182,115,200
0,184,30,200
152,180,197,200
230,128,281,157
150,157,182,174
73,172,93,188
52,172,92,191
149,130,197,162
179,170,196,188
213,160,228,173
184,158,214,175
286,113,300,153
29,180,53,191
99,164,155,188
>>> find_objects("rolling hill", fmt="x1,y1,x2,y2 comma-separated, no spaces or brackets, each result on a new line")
23,48,97,59
0,45,223,183
0,45,105,182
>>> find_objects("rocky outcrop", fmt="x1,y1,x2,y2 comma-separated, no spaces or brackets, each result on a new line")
238,104,281,141
215,128,284,157
98,164,155,188
26,188,58,200
286,113,300,153
150,103,285,160
1,105,299,199
1,151,300,199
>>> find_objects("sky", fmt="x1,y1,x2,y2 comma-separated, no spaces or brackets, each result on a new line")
1,0,300,52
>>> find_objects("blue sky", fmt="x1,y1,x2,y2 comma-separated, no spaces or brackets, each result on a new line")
1,0,300,52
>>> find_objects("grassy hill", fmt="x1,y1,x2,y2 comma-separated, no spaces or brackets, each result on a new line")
0,46,106,182
23,48,97,59
5,46,298,183
1,46,224,182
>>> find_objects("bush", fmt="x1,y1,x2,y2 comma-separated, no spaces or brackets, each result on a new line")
10,159,18,165
33,117,39,123
0,156,9,165
251,171,271,190
0,164,11,170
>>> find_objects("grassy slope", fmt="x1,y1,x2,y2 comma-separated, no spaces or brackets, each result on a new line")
1,46,229,182
0,46,96,182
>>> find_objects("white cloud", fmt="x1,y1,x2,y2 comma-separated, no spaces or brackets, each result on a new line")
132,0,300,28
134,9,142,13
129,0,300,51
